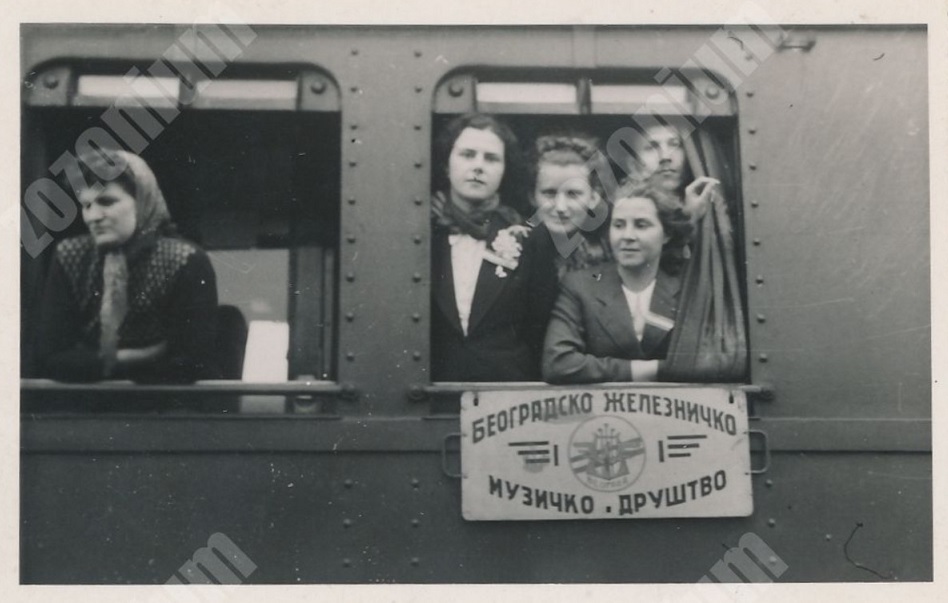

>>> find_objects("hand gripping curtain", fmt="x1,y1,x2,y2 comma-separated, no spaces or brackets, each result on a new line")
662,129,748,382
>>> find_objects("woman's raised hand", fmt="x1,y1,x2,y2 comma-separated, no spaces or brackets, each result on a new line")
683,176,720,221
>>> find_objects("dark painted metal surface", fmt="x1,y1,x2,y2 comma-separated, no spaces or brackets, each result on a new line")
20,415,930,453
20,450,930,583
739,29,929,420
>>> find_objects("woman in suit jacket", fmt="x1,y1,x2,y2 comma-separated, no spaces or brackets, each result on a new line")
431,114,557,381
542,180,692,384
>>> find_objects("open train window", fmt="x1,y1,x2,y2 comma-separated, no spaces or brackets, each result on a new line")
21,62,341,401
430,69,747,385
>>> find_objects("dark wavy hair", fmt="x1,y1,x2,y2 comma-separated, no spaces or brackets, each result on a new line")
609,178,693,275
432,113,526,210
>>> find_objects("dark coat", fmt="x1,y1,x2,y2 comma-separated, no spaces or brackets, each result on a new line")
542,265,681,384
35,235,220,383
431,222,558,382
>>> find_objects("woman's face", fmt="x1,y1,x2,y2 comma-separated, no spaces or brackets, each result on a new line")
533,162,600,237
609,196,668,271
79,182,137,247
448,127,505,207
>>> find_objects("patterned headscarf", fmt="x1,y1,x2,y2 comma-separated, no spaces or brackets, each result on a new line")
79,150,173,244
77,150,174,375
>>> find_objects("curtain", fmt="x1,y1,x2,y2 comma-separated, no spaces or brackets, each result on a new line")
661,128,748,382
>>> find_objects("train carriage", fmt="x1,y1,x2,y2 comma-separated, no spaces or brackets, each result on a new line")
18,23,931,583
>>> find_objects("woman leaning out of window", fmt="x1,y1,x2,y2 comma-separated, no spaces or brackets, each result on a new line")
35,149,221,383
430,113,558,381
542,180,692,384
528,132,613,279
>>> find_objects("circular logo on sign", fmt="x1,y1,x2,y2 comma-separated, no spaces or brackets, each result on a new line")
568,415,646,492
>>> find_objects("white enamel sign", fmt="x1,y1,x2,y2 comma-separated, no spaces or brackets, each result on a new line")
460,386,752,520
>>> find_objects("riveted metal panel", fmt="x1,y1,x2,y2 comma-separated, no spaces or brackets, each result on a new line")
20,449,930,583
737,28,929,419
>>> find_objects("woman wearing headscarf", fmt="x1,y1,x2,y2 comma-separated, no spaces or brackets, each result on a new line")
36,150,220,383
430,113,558,381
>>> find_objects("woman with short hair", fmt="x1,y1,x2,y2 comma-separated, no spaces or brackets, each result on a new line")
528,133,612,278
430,114,557,381
542,180,692,384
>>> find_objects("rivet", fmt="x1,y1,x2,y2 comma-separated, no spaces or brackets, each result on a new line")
414,197,424,206
748,126,757,134
414,124,423,131
825,534,833,541
346,234,356,243
413,351,422,361
411,518,420,527
350,86,359,93
43,74,60,89
769,556,778,564
413,273,422,282
344,479,354,489
759,353,769,363
349,160,357,168
351,48,359,56
767,518,776,527
744,51,754,61
413,235,423,244
751,200,759,208
342,558,352,567
756,314,766,323
765,479,774,488
414,50,423,57
415,85,423,93
310,80,327,94
410,557,420,567
411,313,421,322
448,82,465,97
411,478,420,489
348,197,356,205
408,385,426,402
343,519,353,528
345,312,355,322
746,89,755,97
346,352,355,361
749,162,757,171
350,123,358,130
345,272,355,282
705,84,720,99
755,275,764,284
414,161,424,169
752,238,761,245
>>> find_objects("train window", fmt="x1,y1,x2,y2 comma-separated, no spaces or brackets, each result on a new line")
431,70,746,386
21,63,341,406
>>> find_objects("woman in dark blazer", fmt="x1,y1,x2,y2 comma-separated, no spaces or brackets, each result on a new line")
430,114,557,381
542,180,692,384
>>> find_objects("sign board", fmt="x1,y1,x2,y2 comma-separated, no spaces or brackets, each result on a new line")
460,386,752,520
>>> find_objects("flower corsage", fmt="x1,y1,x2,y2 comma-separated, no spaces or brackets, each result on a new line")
483,225,531,278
